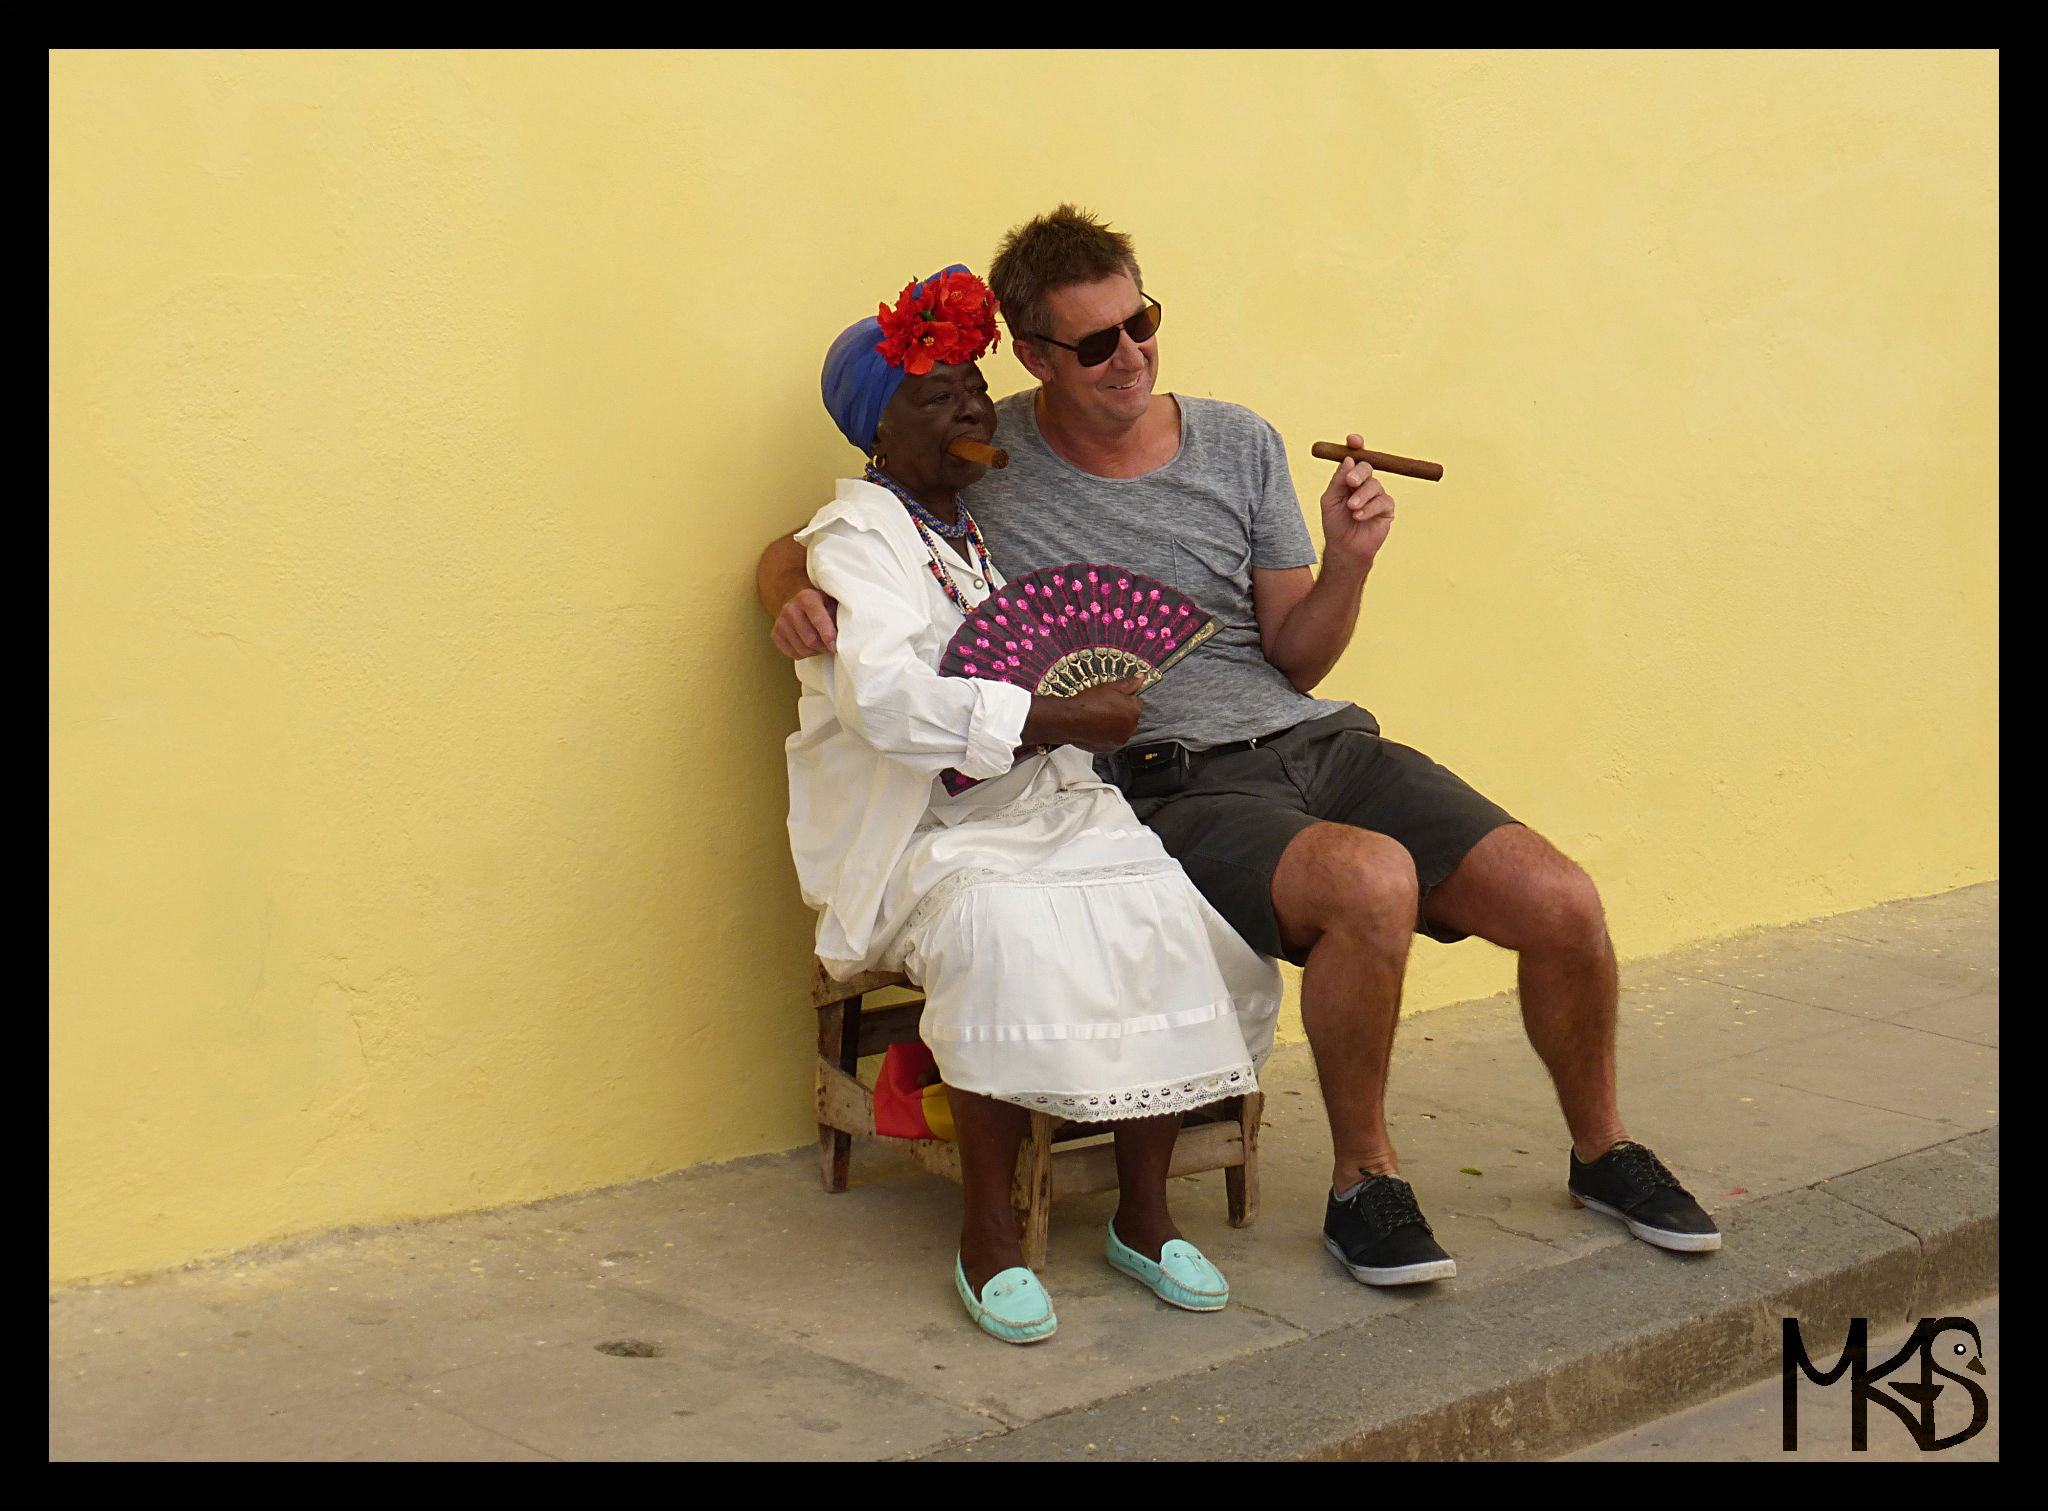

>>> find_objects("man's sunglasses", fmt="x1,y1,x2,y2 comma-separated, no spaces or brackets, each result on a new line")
1030,296,1163,368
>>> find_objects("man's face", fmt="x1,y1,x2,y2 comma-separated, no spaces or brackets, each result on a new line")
1035,271,1157,425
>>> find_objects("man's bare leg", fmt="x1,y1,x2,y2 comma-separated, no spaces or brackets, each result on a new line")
1269,824,1419,1190
1421,823,1628,1162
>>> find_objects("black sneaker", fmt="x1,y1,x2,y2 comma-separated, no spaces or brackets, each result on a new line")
1323,1174,1458,1285
1569,1141,1722,1252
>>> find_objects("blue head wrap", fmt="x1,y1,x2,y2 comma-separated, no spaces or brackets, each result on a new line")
820,264,973,454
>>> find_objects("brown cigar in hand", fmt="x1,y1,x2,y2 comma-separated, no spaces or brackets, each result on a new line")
1312,442,1443,482
948,437,1009,468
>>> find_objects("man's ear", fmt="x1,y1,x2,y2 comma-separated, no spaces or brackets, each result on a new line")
1013,336,1055,386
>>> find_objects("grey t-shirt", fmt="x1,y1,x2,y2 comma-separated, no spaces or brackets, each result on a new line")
965,388,1353,750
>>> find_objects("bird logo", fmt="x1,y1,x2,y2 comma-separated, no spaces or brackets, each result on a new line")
1877,1319,1989,1450
1784,1314,1990,1451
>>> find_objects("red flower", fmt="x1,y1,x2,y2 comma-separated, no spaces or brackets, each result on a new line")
901,319,961,376
874,269,1003,371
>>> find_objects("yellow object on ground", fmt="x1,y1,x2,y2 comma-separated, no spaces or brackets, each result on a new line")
921,1083,956,1143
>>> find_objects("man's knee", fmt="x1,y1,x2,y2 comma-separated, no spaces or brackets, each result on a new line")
1424,824,1610,956
1274,825,1418,948
1529,856,1608,953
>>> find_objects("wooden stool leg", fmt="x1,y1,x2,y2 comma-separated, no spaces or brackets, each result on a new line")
1015,1110,1056,1270
1226,1091,1264,1227
816,998,860,1192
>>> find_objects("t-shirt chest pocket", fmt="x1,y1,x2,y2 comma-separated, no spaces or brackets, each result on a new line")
1171,538,1255,623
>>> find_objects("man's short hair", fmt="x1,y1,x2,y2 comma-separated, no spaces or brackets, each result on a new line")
988,204,1144,358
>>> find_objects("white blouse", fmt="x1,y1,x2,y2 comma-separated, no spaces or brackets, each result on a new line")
786,478,1054,976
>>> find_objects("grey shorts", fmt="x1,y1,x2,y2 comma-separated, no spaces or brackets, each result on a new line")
1122,706,1517,965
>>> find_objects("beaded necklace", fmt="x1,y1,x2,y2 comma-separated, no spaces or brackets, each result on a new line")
863,465,998,614
863,463,972,537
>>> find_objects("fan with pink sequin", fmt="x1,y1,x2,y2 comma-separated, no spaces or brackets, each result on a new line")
936,563,1216,794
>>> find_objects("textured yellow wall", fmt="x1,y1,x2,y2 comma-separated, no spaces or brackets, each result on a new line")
49,51,1997,1283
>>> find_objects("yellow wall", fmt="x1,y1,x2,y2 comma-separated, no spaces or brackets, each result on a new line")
49,51,1998,1283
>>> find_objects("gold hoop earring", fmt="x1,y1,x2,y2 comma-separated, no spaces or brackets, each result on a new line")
869,450,887,470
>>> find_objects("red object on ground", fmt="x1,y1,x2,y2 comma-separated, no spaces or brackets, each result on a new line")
872,1042,953,1140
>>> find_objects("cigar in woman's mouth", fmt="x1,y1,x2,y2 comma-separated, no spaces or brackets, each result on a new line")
947,436,1008,468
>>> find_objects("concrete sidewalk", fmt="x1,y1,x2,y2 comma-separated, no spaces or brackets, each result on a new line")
49,884,1998,1461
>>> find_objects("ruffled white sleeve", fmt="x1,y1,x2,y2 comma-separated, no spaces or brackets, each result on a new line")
806,521,1030,781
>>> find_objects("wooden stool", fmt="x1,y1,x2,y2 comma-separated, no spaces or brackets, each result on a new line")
811,958,1263,1269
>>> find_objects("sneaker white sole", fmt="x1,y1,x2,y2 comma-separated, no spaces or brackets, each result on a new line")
1324,1235,1457,1286
1572,1193,1722,1252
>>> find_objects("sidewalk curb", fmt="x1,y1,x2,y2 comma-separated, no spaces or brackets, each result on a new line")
920,1128,1998,1461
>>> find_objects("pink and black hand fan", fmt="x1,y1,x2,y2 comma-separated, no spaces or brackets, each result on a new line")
936,563,1216,794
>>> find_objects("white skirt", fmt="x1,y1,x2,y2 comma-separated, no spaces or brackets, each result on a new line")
884,754,1282,1124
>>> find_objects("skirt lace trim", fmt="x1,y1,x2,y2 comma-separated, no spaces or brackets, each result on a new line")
999,1064,1258,1124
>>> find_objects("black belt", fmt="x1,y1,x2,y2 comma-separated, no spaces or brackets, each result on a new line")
1193,734,1267,759
1123,734,1267,766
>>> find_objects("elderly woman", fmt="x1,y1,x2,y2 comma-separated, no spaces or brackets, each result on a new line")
786,265,1281,1344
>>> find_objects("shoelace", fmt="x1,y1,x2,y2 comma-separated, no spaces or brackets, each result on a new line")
1356,1176,1433,1235
1606,1141,1682,1193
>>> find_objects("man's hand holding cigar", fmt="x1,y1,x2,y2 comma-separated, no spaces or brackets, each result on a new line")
1318,429,1397,571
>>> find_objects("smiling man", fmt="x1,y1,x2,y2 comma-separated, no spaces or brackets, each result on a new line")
759,204,1721,1285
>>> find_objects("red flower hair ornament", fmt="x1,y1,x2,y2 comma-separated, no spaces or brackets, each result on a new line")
874,268,1002,376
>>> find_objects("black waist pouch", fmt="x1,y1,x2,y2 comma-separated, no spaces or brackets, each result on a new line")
1116,742,1191,801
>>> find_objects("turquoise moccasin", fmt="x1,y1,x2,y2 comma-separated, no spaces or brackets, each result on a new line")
955,1255,1058,1344
1105,1220,1230,1312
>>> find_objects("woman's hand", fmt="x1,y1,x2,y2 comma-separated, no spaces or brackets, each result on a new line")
1021,677,1145,754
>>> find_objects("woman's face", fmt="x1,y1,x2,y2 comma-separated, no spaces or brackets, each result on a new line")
872,362,997,498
